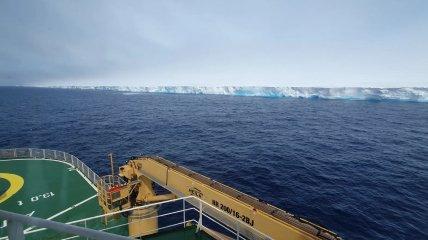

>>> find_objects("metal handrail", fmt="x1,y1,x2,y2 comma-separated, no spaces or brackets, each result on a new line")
0,148,100,185
0,210,130,240
64,196,272,240
20,196,271,240
99,175,127,190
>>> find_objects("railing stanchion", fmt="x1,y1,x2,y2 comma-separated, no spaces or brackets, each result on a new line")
7,220,24,240
236,221,240,240
196,200,203,232
84,220,88,240
182,199,186,228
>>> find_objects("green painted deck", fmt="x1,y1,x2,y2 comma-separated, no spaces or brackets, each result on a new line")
0,158,215,240
0,159,98,220
0,158,127,239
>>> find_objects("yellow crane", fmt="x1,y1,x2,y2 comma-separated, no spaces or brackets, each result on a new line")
97,155,341,240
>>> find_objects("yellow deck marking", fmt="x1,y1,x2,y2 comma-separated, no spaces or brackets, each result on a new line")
0,173,24,204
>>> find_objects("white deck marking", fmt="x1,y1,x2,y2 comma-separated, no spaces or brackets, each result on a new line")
73,165,97,191
23,194,98,233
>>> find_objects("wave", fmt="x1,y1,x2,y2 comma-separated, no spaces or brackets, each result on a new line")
56,86,428,102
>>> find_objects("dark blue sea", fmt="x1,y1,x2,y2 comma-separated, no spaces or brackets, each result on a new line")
0,87,427,240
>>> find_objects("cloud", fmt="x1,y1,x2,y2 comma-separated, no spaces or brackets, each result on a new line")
0,0,427,87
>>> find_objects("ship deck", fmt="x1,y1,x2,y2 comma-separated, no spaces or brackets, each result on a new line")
0,157,215,240
0,159,99,222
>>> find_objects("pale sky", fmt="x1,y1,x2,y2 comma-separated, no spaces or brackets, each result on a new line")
0,0,427,87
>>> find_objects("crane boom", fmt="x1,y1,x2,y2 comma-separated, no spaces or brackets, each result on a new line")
112,156,340,240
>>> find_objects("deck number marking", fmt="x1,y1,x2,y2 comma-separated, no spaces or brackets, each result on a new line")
15,192,55,206
30,192,55,202
212,199,255,226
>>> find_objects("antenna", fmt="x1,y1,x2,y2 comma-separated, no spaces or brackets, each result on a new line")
108,153,114,176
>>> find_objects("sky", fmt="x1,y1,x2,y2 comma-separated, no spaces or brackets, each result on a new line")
0,0,427,87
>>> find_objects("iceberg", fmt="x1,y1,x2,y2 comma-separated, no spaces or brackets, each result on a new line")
54,86,428,102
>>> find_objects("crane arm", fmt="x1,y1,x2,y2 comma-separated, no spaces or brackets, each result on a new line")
117,156,340,240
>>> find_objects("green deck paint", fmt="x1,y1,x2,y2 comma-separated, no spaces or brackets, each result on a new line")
0,159,98,219
0,159,128,239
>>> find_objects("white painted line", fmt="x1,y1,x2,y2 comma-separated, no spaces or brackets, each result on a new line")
48,194,98,221
24,194,98,234
74,165,97,191
61,235,80,240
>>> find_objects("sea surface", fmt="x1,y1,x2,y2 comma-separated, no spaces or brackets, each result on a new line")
0,87,427,239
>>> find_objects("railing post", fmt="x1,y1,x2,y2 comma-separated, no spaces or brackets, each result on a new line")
182,199,186,228
85,220,88,240
236,220,240,240
196,200,203,232
7,220,24,240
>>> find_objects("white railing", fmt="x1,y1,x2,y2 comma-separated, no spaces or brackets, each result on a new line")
21,196,271,240
0,209,129,240
0,148,100,185
99,175,127,190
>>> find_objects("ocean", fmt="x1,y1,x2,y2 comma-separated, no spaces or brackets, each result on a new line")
0,87,427,239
